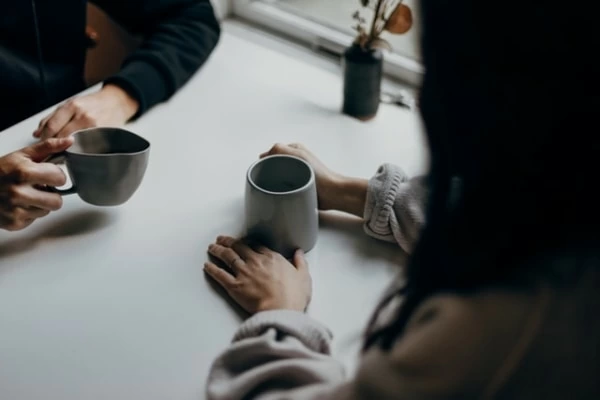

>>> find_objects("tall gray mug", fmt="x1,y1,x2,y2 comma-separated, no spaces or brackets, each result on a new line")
46,127,150,206
245,155,319,258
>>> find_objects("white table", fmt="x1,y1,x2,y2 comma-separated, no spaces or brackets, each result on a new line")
0,24,428,400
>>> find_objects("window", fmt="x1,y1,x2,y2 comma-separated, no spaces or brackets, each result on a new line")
232,0,423,86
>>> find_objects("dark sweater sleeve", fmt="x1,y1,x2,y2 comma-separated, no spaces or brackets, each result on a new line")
93,0,221,116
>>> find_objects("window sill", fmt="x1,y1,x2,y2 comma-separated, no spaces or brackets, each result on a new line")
223,19,419,107
230,0,423,87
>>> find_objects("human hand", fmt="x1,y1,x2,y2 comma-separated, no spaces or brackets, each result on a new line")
34,84,139,140
260,143,368,217
260,143,343,210
0,138,73,231
204,236,312,314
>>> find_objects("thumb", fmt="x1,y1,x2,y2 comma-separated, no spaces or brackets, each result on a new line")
293,249,308,271
21,137,74,162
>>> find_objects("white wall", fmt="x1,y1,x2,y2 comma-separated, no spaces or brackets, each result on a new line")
212,0,232,20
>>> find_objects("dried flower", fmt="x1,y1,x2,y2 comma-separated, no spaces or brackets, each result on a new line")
352,0,411,51
384,4,412,34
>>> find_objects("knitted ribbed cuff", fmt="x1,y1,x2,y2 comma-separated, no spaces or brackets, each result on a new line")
234,310,334,354
364,163,408,237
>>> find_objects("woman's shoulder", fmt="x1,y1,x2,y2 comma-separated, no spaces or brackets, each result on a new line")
356,268,600,399
356,286,545,399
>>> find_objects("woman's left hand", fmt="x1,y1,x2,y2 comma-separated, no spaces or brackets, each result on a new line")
205,236,312,314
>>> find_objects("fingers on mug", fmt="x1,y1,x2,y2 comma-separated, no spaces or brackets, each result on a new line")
44,153,77,195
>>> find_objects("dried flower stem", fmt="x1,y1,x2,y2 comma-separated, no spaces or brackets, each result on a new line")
368,0,384,42
354,0,409,50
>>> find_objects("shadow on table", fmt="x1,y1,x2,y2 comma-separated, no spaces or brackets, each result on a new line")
203,256,249,321
297,99,342,118
319,211,409,268
0,209,117,259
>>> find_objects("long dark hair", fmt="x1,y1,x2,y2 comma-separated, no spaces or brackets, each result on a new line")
365,0,600,350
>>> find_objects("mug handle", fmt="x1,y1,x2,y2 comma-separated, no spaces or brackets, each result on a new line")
44,153,77,195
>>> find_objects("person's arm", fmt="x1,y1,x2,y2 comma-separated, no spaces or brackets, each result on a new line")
203,233,545,400
35,0,221,140
203,236,349,399
207,310,349,400
207,288,546,400
260,144,428,254
361,164,428,253
322,164,427,253
95,0,221,116
324,176,369,218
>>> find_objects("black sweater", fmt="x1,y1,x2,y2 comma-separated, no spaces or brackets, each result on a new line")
0,0,220,132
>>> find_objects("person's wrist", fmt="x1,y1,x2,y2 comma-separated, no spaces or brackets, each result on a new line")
320,174,346,211
256,299,306,314
101,84,139,121
329,176,368,218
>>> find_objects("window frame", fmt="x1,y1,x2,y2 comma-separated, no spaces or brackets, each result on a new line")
231,0,424,87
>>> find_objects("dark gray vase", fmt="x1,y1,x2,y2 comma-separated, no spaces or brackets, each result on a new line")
342,44,383,120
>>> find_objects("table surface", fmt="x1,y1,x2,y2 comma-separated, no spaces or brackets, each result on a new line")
0,23,427,400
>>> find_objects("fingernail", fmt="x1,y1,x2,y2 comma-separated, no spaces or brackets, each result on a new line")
208,244,214,251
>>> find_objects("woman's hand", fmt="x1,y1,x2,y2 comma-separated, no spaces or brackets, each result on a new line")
204,236,312,314
261,143,341,210
261,143,368,218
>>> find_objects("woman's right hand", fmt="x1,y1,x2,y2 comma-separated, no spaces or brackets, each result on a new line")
260,143,368,218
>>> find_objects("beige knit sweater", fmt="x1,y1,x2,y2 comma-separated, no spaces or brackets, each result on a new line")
206,164,600,400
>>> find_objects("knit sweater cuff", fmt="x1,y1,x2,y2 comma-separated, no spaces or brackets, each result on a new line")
104,59,170,119
363,163,408,237
234,310,334,354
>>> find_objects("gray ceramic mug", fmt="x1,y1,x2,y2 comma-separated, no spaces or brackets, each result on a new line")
47,127,150,206
245,155,319,258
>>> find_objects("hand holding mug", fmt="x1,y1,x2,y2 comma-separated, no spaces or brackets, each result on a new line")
0,138,73,231
260,143,368,218
260,143,342,211
46,127,150,206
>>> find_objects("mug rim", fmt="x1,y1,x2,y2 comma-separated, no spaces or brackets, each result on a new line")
247,154,315,196
67,127,151,156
